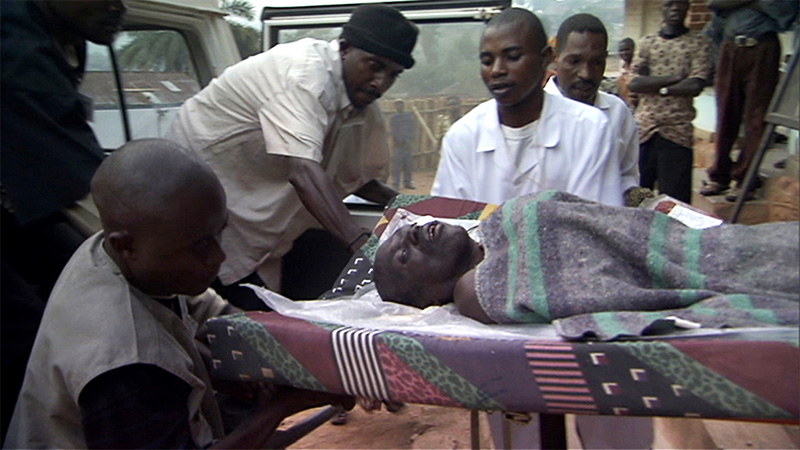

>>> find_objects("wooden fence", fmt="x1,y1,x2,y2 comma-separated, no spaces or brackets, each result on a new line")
381,96,485,172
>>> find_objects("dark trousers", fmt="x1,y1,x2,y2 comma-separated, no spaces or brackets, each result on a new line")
393,142,413,186
707,33,780,186
1,209,87,436
639,133,693,204
210,272,269,311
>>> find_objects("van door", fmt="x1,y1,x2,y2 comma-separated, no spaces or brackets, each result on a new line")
80,0,240,152
67,0,241,235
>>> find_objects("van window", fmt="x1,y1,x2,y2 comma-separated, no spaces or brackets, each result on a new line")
82,43,125,150
80,30,201,150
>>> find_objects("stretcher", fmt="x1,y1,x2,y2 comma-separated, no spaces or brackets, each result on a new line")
206,195,799,444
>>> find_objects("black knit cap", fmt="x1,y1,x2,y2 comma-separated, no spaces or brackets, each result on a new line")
342,4,419,69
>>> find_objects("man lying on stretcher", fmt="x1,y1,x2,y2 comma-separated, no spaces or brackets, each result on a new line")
373,191,799,336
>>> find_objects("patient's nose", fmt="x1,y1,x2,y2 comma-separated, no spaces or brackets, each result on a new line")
407,225,420,245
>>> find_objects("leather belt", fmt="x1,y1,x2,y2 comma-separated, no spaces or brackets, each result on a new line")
732,35,758,47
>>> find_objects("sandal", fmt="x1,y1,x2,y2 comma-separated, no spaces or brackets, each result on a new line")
725,185,756,202
699,180,728,196
330,411,348,426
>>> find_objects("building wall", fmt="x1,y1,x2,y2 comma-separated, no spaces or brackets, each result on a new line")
687,0,714,31
622,0,797,137
623,0,657,39
624,0,713,39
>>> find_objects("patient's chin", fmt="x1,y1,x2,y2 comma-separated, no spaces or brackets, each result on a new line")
387,297,435,309
416,297,454,309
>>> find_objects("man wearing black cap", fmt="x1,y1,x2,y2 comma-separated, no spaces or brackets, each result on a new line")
167,5,418,308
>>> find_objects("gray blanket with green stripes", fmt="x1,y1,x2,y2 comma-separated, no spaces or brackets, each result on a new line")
476,191,800,340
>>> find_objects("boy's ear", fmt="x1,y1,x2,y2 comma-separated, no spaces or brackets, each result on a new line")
106,230,134,260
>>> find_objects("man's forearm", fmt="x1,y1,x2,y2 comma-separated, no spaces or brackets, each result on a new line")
287,157,365,249
213,387,355,449
661,77,706,97
628,74,683,93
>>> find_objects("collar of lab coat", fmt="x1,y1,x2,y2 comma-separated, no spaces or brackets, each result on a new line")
329,39,356,118
476,93,561,155
544,76,611,113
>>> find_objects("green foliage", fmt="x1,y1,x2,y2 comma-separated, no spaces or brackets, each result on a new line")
115,31,194,74
221,0,261,58
513,0,627,49
392,23,487,98
221,0,255,21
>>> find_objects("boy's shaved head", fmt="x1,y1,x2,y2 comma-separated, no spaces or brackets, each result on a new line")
92,139,228,296
92,138,221,234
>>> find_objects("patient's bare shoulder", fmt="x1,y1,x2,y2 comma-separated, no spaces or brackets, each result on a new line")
454,268,494,324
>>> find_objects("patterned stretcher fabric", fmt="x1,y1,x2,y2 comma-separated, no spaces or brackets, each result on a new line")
207,194,800,421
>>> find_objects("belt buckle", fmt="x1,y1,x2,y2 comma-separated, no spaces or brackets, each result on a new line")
733,35,756,47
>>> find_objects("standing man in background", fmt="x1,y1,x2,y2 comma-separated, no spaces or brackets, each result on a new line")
168,5,418,308
617,37,637,109
390,99,418,190
544,14,645,206
629,0,712,204
700,0,799,201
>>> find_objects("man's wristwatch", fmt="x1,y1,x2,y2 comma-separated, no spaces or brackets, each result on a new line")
659,87,669,96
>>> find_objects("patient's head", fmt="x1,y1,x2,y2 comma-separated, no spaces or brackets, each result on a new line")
92,139,228,297
373,222,484,308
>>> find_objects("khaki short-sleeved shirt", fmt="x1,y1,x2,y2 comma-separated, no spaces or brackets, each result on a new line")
5,233,227,448
168,39,390,286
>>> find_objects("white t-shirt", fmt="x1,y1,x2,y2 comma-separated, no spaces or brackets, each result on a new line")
168,39,390,287
544,77,640,193
432,92,623,206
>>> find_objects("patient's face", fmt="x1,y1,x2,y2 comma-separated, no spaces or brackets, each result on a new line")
374,222,482,308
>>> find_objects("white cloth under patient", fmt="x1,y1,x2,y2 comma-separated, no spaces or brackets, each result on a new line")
246,283,560,340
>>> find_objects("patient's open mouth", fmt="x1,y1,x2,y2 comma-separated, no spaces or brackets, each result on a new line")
427,222,438,243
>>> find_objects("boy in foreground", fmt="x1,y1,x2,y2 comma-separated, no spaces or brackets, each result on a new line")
5,139,352,449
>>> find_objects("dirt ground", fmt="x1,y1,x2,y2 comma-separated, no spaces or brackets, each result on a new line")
281,404,494,449
279,406,800,449
389,169,437,197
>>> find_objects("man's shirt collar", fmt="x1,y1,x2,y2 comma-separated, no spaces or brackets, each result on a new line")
476,95,560,154
329,39,355,115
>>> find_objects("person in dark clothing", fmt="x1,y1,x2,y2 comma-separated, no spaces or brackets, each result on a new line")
0,0,127,436
390,99,419,189
628,0,712,204
699,0,799,201
617,37,637,109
